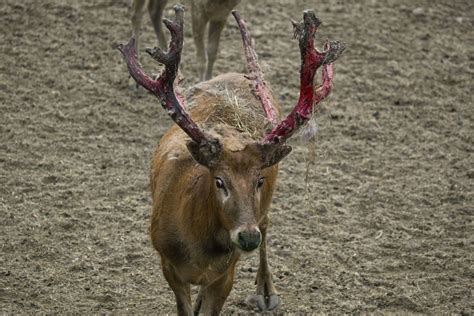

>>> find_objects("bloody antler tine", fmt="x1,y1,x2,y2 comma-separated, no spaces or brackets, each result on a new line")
118,4,221,160
163,5,184,50
303,9,322,29
313,62,334,104
291,19,302,39
117,35,156,91
323,40,346,65
147,5,184,68
232,10,278,126
262,10,345,144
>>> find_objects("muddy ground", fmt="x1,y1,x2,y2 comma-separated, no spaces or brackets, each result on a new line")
1,0,473,313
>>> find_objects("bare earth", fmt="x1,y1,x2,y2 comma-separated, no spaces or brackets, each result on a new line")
1,0,473,313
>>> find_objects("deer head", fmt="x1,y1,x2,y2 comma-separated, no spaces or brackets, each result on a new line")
118,5,344,252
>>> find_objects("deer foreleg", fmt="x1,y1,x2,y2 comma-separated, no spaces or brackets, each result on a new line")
205,19,226,80
192,287,203,315
247,222,279,311
148,0,168,49
192,7,208,81
161,259,193,315
197,261,237,315
131,0,146,55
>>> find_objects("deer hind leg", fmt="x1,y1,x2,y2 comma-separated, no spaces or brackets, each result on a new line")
247,221,280,311
161,259,193,316
205,19,226,80
148,0,168,49
131,0,146,55
130,0,148,91
192,7,208,81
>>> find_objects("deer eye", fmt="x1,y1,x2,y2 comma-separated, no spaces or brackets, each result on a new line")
215,177,225,189
257,177,265,189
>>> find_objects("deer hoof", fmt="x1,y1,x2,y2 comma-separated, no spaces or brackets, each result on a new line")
246,294,280,311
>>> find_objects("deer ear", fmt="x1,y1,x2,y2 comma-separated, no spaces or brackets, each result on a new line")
254,143,292,168
186,139,222,168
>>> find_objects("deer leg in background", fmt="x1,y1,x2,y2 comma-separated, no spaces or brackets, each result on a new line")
130,0,147,91
205,19,226,80
161,259,193,316
192,8,208,81
131,0,146,54
247,219,279,311
148,0,168,49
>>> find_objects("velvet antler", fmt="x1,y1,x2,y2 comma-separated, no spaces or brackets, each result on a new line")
263,10,345,144
117,5,221,164
232,10,279,126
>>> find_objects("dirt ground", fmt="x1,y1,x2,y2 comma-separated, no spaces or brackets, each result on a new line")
1,0,473,313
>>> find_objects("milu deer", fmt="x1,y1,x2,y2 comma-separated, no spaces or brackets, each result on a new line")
118,5,344,315
131,0,240,80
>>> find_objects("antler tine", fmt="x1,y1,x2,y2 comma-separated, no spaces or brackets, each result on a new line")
117,5,220,152
232,10,278,126
263,10,345,144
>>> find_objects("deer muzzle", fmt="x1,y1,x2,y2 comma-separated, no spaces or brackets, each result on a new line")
231,226,262,252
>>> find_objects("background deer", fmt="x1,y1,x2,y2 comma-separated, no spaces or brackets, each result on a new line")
131,0,240,81
118,5,344,314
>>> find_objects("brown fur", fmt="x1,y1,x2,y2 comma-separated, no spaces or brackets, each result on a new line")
150,73,283,314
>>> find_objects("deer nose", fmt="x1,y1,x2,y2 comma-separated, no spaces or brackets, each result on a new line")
237,228,261,252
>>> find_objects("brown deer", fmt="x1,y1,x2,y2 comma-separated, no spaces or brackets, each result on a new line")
131,0,240,80
118,5,344,315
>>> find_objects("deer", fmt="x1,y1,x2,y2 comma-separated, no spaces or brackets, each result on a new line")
131,0,240,81
118,4,344,315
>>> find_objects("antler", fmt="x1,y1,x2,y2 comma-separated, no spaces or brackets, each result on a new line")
263,10,345,144
232,11,279,126
117,5,221,162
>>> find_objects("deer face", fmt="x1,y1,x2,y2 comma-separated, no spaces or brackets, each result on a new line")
188,141,291,252
212,164,263,251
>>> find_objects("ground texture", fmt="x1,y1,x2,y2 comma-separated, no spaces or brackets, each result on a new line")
1,0,473,313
